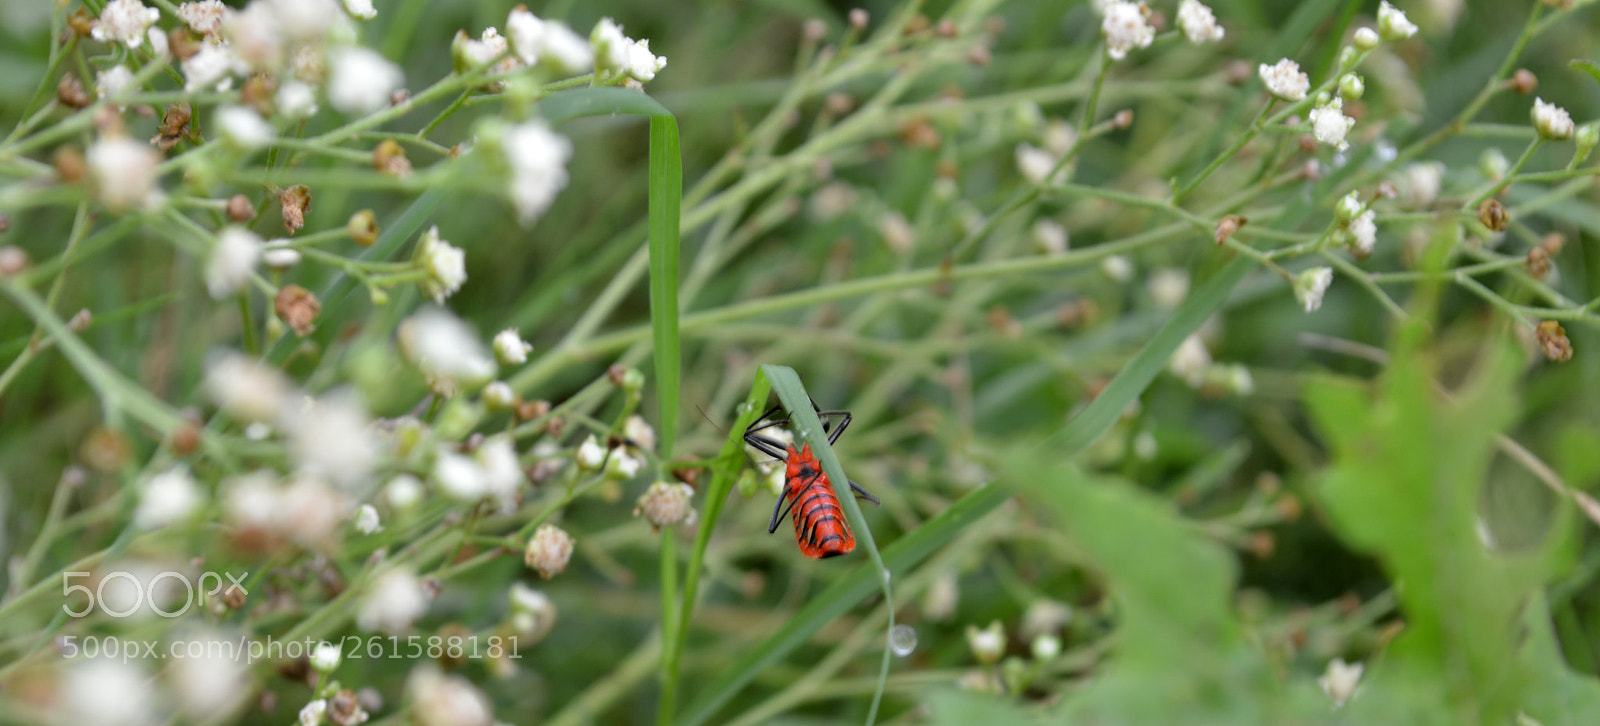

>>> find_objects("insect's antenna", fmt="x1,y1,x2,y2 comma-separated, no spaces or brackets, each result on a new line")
695,404,729,436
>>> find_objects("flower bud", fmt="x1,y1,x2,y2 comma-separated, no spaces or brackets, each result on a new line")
1338,73,1364,99
1574,123,1599,165
633,481,697,532
1351,27,1379,50
1377,1,1417,41
1532,98,1574,141
525,523,575,578
575,435,606,470
965,621,1005,665
1031,634,1061,662
1335,191,1364,224
311,642,342,673
481,381,516,411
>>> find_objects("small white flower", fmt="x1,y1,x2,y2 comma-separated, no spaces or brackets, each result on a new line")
225,3,286,71
407,666,493,726
1348,210,1377,255
1396,161,1444,208
344,0,376,20
1309,97,1355,151
135,467,204,529
965,621,1005,665
1318,657,1364,708
633,481,696,532
1169,333,1212,386
482,381,516,410
877,211,914,253
1015,143,1064,185
207,227,262,299
386,473,425,511
282,390,378,489
525,523,575,578
178,0,230,36
353,503,382,534
1294,267,1334,313
575,434,607,469
1176,0,1224,44
591,17,665,82
414,226,466,303
310,642,342,673
1100,254,1133,283
456,27,518,76
1043,119,1078,156
146,27,169,57
507,8,593,73
508,582,557,641
183,41,240,93
357,567,429,633
604,448,642,481
87,137,159,213
399,307,498,394
277,80,319,118
1259,58,1310,102
217,105,275,148
501,120,573,226
1100,1,1154,61
1532,97,1575,141
204,350,292,423
95,65,134,103
1031,634,1062,661
623,38,666,81
477,435,526,512
435,447,487,502
1147,268,1189,309
300,698,327,726
1377,1,1417,41
493,329,533,365
623,414,656,451
92,0,161,49
263,240,301,269
327,46,403,115
1031,219,1069,255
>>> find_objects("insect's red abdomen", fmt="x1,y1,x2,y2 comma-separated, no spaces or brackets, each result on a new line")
784,444,855,558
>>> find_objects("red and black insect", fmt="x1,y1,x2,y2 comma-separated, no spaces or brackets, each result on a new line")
743,401,880,558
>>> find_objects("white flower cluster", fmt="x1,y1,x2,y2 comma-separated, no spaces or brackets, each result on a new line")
592,17,667,82
1099,2,1153,61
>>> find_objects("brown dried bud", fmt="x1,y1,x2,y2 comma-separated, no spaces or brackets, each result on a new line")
1249,531,1275,559
1510,69,1537,95
967,45,992,66
390,88,411,106
1214,214,1247,244
0,245,29,276
936,159,959,179
347,209,379,246
608,364,629,386
169,27,202,61
1276,494,1303,522
241,74,279,116
57,75,90,108
899,118,940,149
1112,109,1134,129
1298,135,1319,153
153,103,192,152
849,8,868,30
936,19,959,37
1527,247,1552,279
515,399,551,422
1541,232,1566,256
81,426,132,473
801,19,828,43
67,8,95,36
1224,59,1253,85
53,146,87,183
274,284,321,336
326,690,365,726
1536,320,1572,362
171,422,202,456
0,213,9,233
1375,180,1398,199
1299,159,1322,181
1477,198,1508,232
371,139,412,177
226,194,256,223
544,416,565,438
984,15,1006,36
905,13,929,34
986,305,1022,338
280,184,311,234
220,581,248,609
672,467,701,488
92,105,125,137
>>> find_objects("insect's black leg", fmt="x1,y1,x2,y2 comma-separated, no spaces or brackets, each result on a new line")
768,471,816,534
767,492,790,533
817,410,852,445
847,479,880,506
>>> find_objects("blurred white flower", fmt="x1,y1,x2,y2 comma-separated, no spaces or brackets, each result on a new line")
575,434,606,470
178,0,230,36
358,568,429,633
262,240,302,269
922,572,958,621
507,8,592,73
1100,254,1133,283
344,0,376,20
92,0,160,49
508,582,556,641
1259,58,1309,102
183,41,241,92
399,307,498,394
386,473,426,512
168,627,250,720
1349,210,1377,256
965,621,1005,665
1533,97,1574,141
481,381,516,410
407,666,494,726
1015,143,1064,185
135,467,204,530
204,349,292,423
60,658,156,726
96,65,134,103
502,120,573,226
1396,161,1443,208
1147,268,1190,309
1352,27,1380,49
1309,97,1355,150
414,225,466,303
310,642,342,673
1318,658,1364,708
277,80,319,118
299,699,326,726
1020,599,1073,640
493,329,533,365
1100,1,1153,61
225,3,286,71
283,390,378,489
87,137,159,213
328,46,402,114
455,27,519,78
1377,1,1417,41
1169,333,1211,386
1176,0,1224,43
1031,219,1068,255
217,105,275,148
623,414,656,451
1294,267,1334,313
265,0,341,41
591,17,665,81
876,210,914,253
206,227,262,299
353,503,382,534
278,475,346,547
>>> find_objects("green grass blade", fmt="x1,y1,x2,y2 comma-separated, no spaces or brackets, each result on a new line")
649,115,683,459
539,86,675,125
